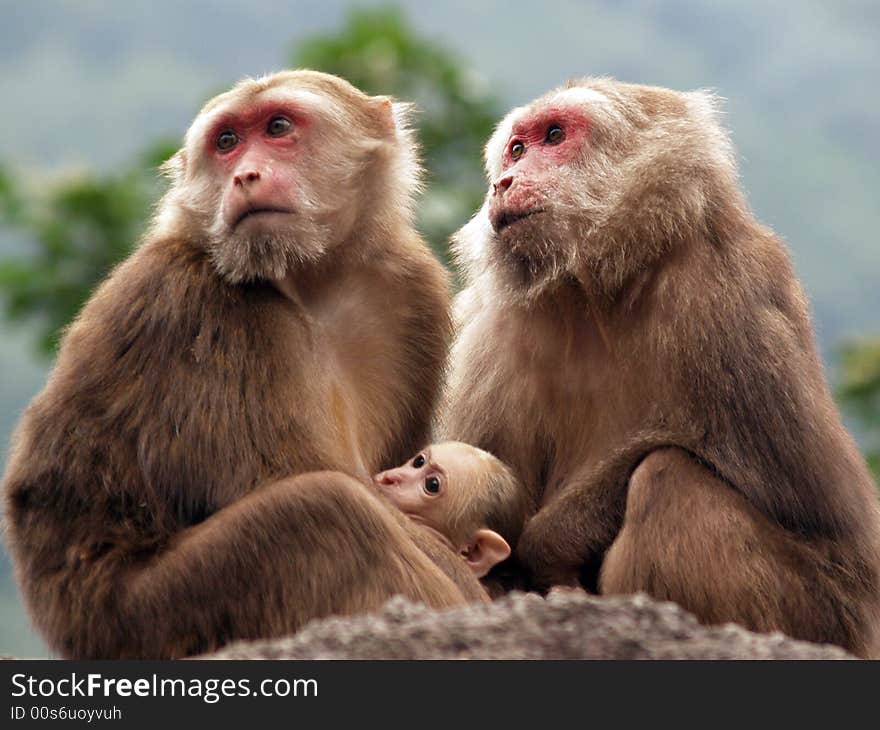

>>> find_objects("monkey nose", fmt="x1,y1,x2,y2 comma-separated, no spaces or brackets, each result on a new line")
373,471,399,486
233,170,261,187
492,175,513,195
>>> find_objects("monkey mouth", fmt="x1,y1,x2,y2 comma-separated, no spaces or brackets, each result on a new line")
233,207,294,228
491,208,545,233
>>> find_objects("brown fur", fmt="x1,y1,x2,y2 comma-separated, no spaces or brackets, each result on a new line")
3,70,485,659
443,78,880,656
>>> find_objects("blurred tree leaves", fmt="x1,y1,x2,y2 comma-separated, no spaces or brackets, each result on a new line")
292,6,500,261
838,339,880,477
0,7,498,356
0,141,175,354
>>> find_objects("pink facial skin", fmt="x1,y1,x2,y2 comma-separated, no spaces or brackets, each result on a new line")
372,449,445,518
488,105,590,232
208,102,311,230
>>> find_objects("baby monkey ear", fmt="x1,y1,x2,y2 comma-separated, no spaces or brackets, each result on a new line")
461,529,511,578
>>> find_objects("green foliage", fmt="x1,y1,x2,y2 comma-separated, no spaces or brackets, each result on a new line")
0,8,498,356
0,166,24,223
0,140,174,354
838,339,880,477
292,6,501,260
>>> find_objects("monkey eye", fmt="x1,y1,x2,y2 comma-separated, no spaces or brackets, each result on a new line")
267,116,292,136
510,141,525,161
216,130,238,152
412,453,426,469
546,125,564,144
423,475,441,495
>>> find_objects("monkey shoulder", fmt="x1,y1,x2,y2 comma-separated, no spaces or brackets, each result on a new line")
381,238,451,319
64,234,301,378
6,237,282,507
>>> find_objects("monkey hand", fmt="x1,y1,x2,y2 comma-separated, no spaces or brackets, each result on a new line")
516,505,589,590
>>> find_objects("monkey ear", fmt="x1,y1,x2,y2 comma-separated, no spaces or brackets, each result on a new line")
159,150,187,182
371,96,417,138
391,101,416,133
461,529,511,578
685,89,725,121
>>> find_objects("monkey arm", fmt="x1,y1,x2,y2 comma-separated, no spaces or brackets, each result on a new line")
517,471,626,590
9,472,467,658
517,435,680,591
130,472,476,658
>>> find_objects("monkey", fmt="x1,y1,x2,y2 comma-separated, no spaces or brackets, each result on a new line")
374,441,528,581
2,70,487,660
441,78,880,657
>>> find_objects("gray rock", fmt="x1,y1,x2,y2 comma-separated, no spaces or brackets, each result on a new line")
205,590,854,659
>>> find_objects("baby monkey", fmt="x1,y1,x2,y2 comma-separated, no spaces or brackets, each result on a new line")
374,442,527,579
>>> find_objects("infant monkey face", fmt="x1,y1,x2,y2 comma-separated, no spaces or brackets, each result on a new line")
373,446,448,517
375,443,517,578
373,442,486,525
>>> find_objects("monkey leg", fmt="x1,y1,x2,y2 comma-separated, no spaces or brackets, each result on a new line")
58,472,466,658
599,448,873,655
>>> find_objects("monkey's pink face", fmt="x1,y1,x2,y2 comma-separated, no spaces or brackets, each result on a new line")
175,84,377,284
487,104,591,236
373,447,448,526
193,92,343,282
206,101,308,233
475,87,618,296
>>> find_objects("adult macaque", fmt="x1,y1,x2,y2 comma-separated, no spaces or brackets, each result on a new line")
3,70,485,659
374,442,527,580
443,78,880,656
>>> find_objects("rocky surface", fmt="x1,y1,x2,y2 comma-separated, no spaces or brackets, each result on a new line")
206,589,854,659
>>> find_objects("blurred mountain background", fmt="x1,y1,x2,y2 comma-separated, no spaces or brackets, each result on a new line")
0,0,878,656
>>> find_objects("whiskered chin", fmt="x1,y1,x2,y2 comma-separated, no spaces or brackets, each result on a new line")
231,208,295,230
221,198,297,231
207,213,331,285
485,212,581,302
490,207,546,233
